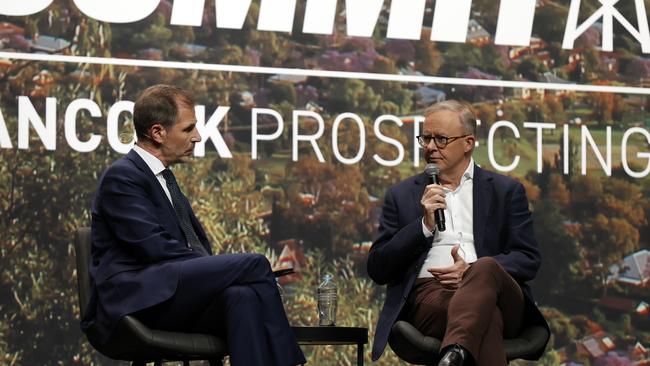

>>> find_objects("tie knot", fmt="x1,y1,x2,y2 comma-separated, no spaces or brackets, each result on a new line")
161,168,176,184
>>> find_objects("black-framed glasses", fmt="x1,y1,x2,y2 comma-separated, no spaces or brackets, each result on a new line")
416,134,470,148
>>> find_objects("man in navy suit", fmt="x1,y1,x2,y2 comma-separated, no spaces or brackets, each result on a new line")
367,100,548,366
83,85,305,366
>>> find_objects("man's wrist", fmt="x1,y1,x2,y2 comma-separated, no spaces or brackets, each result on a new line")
421,218,436,238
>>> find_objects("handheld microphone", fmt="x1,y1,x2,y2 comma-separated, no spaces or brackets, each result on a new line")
424,163,446,232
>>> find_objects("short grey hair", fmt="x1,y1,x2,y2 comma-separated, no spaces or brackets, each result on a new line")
424,100,477,136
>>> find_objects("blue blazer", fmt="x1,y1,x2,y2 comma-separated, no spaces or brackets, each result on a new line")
82,150,212,343
367,165,548,361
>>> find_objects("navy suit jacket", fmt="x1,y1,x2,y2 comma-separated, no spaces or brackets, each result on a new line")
82,150,212,343
367,165,548,361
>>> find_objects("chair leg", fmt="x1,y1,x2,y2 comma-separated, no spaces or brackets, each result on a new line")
131,362,146,366
154,361,163,366
209,358,224,366
183,361,190,366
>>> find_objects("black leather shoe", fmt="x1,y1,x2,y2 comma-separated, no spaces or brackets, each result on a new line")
437,344,471,366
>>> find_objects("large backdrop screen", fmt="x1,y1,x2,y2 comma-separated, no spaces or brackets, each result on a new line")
0,0,649,364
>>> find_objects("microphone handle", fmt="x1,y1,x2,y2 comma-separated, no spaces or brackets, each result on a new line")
435,210,446,232
429,174,446,232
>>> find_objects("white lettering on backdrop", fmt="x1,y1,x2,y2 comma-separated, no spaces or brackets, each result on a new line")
0,97,648,178
3,0,649,52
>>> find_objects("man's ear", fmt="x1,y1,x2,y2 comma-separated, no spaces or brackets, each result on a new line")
148,123,166,144
464,135,475,152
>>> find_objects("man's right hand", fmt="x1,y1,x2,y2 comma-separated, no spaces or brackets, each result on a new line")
427,244,469,289
420,183,446,231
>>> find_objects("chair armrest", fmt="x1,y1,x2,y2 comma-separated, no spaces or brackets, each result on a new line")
389,320,441,365
273,268,295,277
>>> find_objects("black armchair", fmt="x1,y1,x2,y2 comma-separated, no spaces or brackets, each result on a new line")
388,320,549,365
74,227,228,366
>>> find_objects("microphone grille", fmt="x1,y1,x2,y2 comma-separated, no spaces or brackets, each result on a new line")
424,163,439,177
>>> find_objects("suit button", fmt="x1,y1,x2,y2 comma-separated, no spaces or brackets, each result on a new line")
402,295,407,300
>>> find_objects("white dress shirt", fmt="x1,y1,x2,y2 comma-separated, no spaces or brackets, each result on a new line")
132,145,173,205
418,158,478,278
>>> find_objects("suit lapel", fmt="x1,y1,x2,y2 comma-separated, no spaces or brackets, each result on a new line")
125,150,214,254
125,150,181,228
473,165,493,256
412,173,428,219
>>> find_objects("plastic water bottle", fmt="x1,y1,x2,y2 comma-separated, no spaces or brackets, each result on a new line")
317,274,337,326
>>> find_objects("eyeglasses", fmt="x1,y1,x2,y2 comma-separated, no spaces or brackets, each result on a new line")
416,134,470,148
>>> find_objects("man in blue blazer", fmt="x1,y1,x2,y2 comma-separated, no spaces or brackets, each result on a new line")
82,85,305,366
367,101,548,366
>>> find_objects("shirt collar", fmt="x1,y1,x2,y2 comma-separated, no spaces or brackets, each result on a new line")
133,144,167,176
463,158,475,181
439,158,474,193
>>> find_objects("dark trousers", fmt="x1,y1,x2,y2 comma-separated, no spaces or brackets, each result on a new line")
404,257,524,365
134,253,306,366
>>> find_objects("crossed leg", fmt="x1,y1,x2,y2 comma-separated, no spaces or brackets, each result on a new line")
133,253,305,366
406,257,524,365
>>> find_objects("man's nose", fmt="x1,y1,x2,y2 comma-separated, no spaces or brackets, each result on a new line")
192,129,202,143
425,139,438,150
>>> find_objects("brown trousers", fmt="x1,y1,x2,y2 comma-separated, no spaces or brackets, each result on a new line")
404,257,524,365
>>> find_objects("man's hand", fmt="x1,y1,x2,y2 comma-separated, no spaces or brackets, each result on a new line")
420,183,446,232
427,244,469,289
